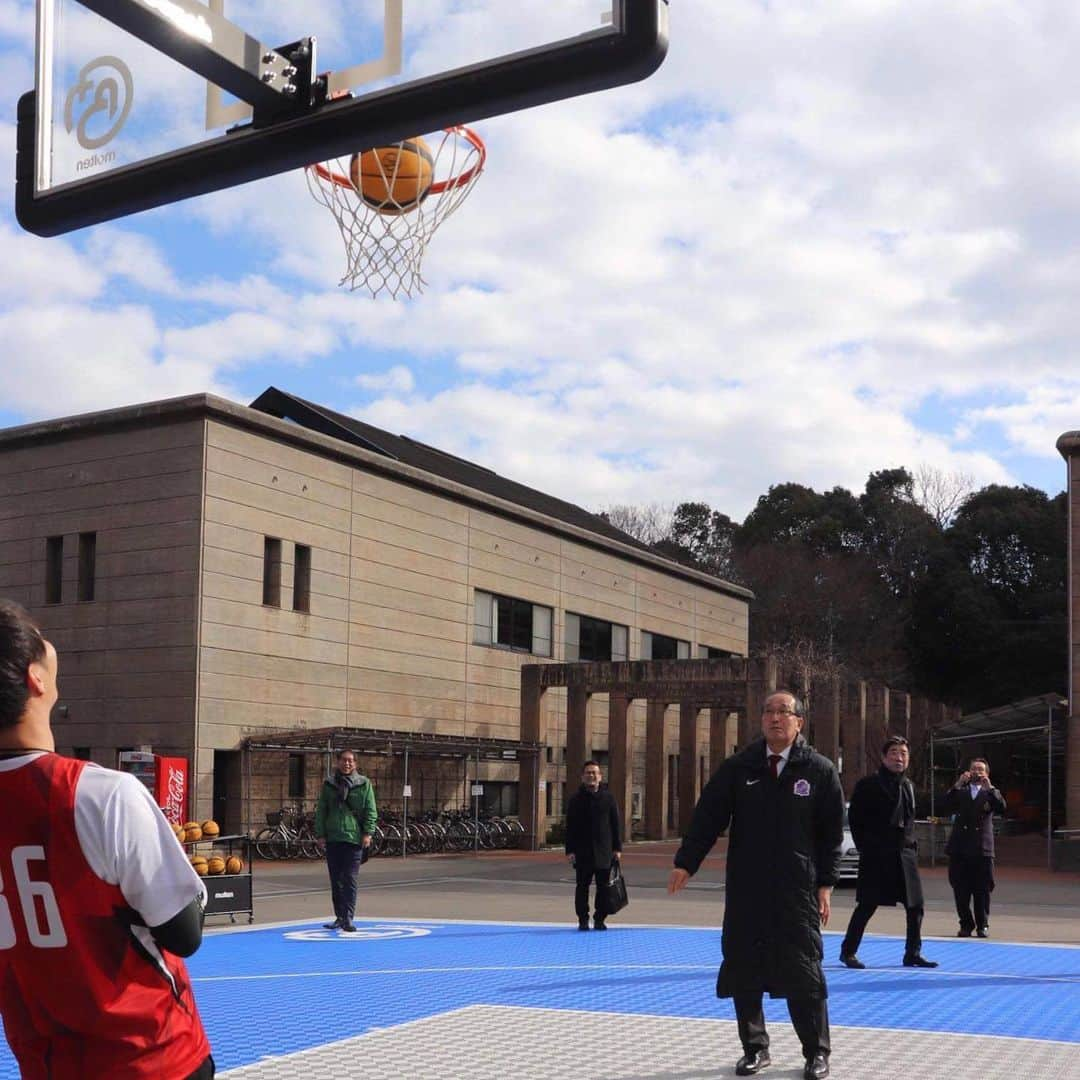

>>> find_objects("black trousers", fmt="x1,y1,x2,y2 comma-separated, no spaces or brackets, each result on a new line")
574,862,610,922
186,1055,215,1079
840,902,924,957
734,994,830,1059
325,841,363,923
949,856,993,931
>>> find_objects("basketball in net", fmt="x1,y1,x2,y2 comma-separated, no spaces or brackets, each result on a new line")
307,126,485,299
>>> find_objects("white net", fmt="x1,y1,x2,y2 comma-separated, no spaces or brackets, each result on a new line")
306,126,486,300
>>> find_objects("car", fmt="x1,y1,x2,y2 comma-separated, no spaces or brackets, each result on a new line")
837,803,859,883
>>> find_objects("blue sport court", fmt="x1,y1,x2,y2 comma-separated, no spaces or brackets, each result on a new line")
2,919,1077,1078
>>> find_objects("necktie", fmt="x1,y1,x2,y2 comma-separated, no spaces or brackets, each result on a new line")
769,754,782,780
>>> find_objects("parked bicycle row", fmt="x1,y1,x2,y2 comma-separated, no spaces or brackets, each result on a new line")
251,804,527,860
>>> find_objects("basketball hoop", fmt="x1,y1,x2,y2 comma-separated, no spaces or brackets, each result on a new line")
306,126,486,299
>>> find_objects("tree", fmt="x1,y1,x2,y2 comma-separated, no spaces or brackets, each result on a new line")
597,503,674,546
913,464,977,528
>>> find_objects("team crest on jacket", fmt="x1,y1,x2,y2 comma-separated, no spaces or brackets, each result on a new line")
793,778,811,797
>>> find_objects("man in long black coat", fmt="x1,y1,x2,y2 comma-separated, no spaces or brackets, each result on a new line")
838,735,937,969
669,691,844,1080
564,760,622,930
942,757,1006,937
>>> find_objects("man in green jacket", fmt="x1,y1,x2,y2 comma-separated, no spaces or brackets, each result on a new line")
314,749,377,932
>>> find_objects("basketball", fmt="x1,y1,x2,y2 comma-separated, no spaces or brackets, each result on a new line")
350,137,434,215
172,822,184,839
225,855,243,875
190,855,208,876
206,855,226,875
200,820,220,838
183,822,203,843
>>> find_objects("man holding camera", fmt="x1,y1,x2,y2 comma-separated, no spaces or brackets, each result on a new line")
942,758,1006,938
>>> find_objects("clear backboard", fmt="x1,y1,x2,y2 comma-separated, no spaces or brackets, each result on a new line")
16,0,669,236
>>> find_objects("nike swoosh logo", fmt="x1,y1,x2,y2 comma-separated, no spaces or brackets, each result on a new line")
746,779,760,786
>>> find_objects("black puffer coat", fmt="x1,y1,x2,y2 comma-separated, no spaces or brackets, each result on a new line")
674,736,844,1001
848,768,923,909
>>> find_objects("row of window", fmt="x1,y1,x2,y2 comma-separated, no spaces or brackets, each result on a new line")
474,588,738,662
262,537,311,613
45,533,96,604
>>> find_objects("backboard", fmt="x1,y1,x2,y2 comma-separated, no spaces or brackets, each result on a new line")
16,0,669,237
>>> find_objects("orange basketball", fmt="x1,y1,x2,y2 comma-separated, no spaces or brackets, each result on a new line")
206,855,226,875
183,823,202,843
190,855,209,876
200,820,220,838
225,855,243,875
350,137,434,215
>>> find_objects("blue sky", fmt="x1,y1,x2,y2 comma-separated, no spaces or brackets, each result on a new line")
2,1,1077,521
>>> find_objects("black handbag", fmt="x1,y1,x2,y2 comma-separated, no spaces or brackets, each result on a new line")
604,861,629,915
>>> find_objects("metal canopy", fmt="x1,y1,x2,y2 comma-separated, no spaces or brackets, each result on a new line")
935,692,1068,745
242,726,542,761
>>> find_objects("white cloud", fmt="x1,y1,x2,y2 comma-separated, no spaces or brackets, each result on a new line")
355,365,414,393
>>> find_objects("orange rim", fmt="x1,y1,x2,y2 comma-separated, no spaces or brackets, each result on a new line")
309,125,486,194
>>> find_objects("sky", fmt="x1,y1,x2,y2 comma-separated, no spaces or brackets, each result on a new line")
2,0,1077,522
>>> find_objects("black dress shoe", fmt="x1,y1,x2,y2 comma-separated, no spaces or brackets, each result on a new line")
957,927,974,938
734,1049,771,1076
323,919,342,929
804,1053,829,1079
340,922,357,933
839,952,865,969
976,927,989,938
577,920,590,931
593,919,607,931
903,954,939,968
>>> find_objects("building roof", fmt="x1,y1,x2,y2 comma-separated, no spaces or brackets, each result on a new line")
250,386,752,601
936,692,1068,746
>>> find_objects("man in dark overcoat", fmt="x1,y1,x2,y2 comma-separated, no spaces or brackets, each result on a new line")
838,734,937,969
669,691,844,1080
942,757,1006,937
565,759,622,930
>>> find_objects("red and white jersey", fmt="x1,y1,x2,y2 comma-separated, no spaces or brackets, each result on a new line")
0,752,211,1079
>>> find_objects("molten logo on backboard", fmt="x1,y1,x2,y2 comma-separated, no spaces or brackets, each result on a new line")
64,56,133,151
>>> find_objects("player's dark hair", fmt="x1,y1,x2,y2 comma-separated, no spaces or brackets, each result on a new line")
0,600,46,729
882,734,909,755
582,760,600,773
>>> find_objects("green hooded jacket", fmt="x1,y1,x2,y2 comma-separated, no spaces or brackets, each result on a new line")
314,772,377,844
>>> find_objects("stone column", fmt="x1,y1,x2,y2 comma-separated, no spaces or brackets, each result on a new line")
864,682,890,773
744,655,778,749
518,666,544,850
908,695,929,790
810,675,841,768
607,693,632,844
708,707,726,775
678,700,700,835
889,690,911,742
644,698,667,840
839,680,867,799
565,684,590,791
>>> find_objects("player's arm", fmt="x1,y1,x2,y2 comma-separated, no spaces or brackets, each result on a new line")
148,896,205,957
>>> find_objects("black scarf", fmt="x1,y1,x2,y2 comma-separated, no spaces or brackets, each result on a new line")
878,765,915,828
334,770,362,806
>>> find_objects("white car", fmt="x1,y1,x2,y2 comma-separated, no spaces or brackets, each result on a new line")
837,803,859,882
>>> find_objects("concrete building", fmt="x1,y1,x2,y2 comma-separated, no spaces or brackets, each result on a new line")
0,389,751,837
1056,431,1080,828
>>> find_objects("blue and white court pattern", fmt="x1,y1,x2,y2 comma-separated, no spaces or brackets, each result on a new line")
3,919,1079,1078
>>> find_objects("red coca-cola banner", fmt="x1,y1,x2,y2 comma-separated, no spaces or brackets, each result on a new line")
154,756,189,825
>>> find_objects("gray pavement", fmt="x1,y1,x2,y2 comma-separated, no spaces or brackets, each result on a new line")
228,842,1080,946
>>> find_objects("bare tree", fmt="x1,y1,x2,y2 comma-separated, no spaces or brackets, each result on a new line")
913,464,977,528
596,503,675,546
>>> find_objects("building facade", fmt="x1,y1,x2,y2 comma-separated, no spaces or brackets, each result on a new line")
1056,431,1080,828
0,391,751,835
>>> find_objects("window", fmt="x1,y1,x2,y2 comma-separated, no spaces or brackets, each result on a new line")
287,753,305,799
565,613,628,662
545,782,553,816
77,532,96,602
293,544,311,613
474,590,552,656
699,644,738,659
45,536,63,604
263,537,282,607
641,630,690,660
545,746,553,764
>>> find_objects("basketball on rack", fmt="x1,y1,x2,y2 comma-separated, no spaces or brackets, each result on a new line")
225,855,243,875
183,822,203,842
190,855,208,876
206,855,226,875
201,819,220,838
350,137,434,215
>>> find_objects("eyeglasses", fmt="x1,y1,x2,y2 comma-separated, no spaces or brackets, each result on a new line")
763,707,797,716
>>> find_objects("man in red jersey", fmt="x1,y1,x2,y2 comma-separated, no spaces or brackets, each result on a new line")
0,599,213,1079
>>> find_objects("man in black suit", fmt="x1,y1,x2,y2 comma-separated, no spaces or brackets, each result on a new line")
565,760,622,930
838,735,937,969
942,758,1006,938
